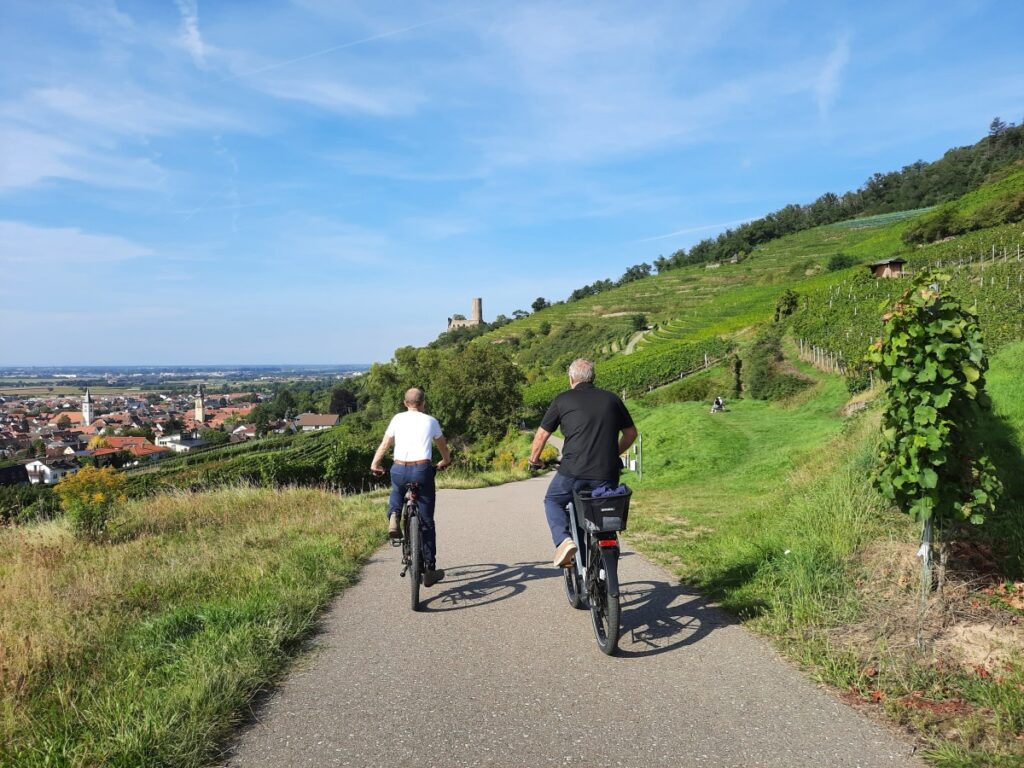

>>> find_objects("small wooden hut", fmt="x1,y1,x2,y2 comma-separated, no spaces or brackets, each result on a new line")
867,257,906,278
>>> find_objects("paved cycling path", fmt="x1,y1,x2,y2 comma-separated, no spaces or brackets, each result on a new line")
224,476,922,768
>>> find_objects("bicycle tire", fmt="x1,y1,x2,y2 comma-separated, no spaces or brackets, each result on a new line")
588,547,620,655
409,512,422,612
562,565,586,610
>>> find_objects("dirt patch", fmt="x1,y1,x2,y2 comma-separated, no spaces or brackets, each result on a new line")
831,540,1022,672
935,621,1024,670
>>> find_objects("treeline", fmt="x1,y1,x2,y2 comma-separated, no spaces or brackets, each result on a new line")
247,378,363,431
562,119,1024,303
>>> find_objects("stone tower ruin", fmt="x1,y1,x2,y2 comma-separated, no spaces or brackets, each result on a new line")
447,298,484,331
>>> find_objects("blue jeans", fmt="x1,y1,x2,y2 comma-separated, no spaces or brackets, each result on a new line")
389,463,438,567
543,472,614,546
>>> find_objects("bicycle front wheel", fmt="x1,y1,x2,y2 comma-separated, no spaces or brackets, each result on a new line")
409,513,422,612
588,550,620,655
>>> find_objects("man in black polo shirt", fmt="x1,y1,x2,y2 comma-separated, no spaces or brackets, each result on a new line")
528,358,637,567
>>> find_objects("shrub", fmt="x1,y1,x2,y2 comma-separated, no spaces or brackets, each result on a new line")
843,362,872,394
774,289,799,321
744,327,811,401
54,466,127,539
0,484,60,526
867,271,1002,531
827,253,856,271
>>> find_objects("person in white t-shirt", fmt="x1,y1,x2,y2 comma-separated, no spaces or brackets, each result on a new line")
371,387,451,586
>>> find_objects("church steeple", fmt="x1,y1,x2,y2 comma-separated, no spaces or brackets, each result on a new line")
82,388,93,426
194,384,205,424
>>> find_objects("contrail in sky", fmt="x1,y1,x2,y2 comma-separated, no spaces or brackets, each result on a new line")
635,218,751,243
218,8,480,84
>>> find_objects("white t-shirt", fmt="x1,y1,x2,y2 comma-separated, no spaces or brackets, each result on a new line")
385,411,444,461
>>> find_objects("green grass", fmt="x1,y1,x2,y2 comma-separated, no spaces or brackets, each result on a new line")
624,356,859,617
622,341,1024,764
0,486,385,768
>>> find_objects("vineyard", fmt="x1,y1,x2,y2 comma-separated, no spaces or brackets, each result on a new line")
124,424,376,495
523,336,731,410
790,222,1024,370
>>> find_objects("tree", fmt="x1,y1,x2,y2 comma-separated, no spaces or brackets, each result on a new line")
538,321,552,335
57,414,71,428
31,438,45,457
512,309,529,320
989,116,1008,137
531,297,550,313
328,386,357,415
199,427,230,446
619,263,652,285
631,314,647,331
431,345,525,441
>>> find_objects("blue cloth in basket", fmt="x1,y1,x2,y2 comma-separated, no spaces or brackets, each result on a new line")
591,484,628,498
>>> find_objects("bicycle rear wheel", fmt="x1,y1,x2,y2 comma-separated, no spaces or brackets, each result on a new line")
409,512,422,611
588,548,620,655
562,565,586,609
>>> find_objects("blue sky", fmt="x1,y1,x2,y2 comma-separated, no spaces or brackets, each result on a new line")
1,1,1022,366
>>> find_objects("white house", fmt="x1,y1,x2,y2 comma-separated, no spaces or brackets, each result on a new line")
295,413,340,431
24,458,79,485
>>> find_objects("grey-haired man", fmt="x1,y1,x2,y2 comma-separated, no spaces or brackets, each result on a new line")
528,359,637,567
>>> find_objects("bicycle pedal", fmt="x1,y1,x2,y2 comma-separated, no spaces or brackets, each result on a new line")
390,538,402,547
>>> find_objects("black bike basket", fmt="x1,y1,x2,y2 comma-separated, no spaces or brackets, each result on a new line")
573,487,631,533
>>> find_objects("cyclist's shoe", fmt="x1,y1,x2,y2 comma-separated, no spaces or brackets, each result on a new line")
423,567,445,587
553,538,577,568
388,514,401,539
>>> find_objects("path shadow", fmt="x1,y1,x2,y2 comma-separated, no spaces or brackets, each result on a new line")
616,578,735,659
419,561,557,612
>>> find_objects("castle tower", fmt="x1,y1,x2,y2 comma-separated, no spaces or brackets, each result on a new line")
471,297,483,324
194,384,205,424
82,388,93,426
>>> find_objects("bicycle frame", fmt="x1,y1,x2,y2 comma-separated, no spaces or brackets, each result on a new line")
566,498,620,598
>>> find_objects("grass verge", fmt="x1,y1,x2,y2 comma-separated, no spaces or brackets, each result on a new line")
0,485,384,767
625,345,1024,765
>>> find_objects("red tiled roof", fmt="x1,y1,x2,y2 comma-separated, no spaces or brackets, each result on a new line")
128,444,169,457
103,436,149,449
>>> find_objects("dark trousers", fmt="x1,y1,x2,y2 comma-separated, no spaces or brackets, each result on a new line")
389,463,438,567
543,472,613,546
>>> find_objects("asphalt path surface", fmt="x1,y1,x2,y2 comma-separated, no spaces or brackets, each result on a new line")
224,475,922,768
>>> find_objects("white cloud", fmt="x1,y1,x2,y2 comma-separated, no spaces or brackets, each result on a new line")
0,221,153,266
175,0,208,68
816,35,851,119
0,127,167,191
255,76,420,116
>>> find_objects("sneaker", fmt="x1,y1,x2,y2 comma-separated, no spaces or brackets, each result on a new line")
388,514,401,539
553,538,577,568
423,568,445,587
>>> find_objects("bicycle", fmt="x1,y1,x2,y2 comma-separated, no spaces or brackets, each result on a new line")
393,482,425,611
534,462,631,655
565,486,630,654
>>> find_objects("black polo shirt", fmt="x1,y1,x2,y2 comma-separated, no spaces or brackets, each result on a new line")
541,382,634,480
